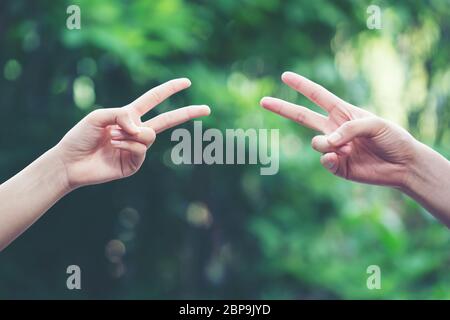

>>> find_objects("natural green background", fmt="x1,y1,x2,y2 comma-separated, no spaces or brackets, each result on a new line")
0,0,449,299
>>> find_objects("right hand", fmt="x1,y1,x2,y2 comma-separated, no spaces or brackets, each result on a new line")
261,71,419,188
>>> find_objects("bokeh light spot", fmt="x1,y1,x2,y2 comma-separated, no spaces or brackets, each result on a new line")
4,59,22,81
73,76,96,109
118,207,140,229
105,239,126,263
186,202,212,228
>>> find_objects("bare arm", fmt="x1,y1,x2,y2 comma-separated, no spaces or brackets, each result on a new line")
402,141,450,226
261,71,450,227
0,78,210,250
0,148,70,250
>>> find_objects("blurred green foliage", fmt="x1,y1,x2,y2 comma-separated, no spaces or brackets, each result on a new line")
0,0,449,299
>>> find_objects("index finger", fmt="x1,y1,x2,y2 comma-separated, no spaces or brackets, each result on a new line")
129,78,192,116
281,71,346,113
260,97,328,132
144,105,211,134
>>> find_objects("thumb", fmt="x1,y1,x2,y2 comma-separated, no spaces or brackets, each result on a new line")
326,117,385,147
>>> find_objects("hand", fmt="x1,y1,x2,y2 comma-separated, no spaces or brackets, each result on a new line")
261,71,419,188
56,78,210,190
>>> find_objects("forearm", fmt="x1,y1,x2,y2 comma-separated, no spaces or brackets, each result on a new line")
402,141,450,227
0,147,71,250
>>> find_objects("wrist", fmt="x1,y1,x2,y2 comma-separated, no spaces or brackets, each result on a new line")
400,140,425,193
397,139,450,226
44,146,75,194
400,139,443,197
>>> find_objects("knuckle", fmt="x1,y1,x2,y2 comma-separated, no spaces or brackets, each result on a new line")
309,88,322,103
293,78,303,91
169,81,178,94
274,102,283,115
296,111,306,124
89,108,103,118
163,113,172,126
343,121,355,134
184,107,193,119
142,128,156,144
86,108,108,123
119,107,130,117
371,117,390,135
150,90,162,104
311,137,318,149
149,128,156,140
329,102,342,113
372,116,386,127
138,143,147,154
115,108,128,123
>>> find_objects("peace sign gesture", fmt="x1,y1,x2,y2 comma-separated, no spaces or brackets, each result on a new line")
261,71,417,188
57,78,210,190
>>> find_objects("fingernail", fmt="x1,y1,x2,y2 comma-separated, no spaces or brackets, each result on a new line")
328,132,342,144
110,129,122,138
325,160,335,170
111,140,121,146
203,105,211,114
281,71,291,79
260,97,271,106
180,78,191,86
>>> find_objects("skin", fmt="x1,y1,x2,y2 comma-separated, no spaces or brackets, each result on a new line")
261,71,450,228
1,73,449,252
0,78,210,251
